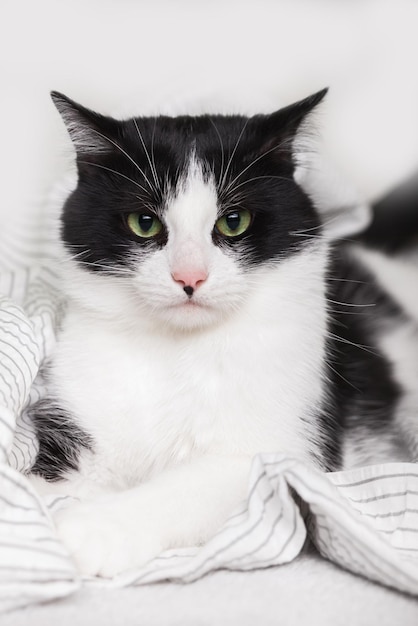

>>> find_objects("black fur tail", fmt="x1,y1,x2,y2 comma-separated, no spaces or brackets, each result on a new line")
358,173,418,253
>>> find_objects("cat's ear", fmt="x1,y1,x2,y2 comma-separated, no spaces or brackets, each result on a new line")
259,89,371,239
51,91,117,156
255,88,328,158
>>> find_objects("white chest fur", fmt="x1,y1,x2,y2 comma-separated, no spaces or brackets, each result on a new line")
49,247,329,488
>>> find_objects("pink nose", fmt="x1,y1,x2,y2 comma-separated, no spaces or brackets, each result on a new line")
172,269,208,293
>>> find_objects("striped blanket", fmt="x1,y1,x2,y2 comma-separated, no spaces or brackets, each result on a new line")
1,211,418,614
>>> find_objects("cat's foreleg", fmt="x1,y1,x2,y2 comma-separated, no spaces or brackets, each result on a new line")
26,472,114,499
54,455,252,577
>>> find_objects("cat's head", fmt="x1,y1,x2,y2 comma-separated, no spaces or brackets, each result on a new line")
53,89,367,332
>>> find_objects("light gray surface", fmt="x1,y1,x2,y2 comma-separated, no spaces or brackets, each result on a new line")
5,552,418,626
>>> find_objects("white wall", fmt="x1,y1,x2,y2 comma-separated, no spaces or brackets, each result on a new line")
2,0,418,223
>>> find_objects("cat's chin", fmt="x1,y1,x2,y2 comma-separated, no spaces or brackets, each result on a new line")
156,301,226,332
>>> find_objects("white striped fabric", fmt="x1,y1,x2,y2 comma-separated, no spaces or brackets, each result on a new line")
1,219,418,614
0,278,79,613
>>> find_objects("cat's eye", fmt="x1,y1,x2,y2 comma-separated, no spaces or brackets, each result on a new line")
215,209,252,238
127,213,163,239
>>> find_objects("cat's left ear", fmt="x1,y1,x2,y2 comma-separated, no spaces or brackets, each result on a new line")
255,88,328,159
51,91,118,158
258,89,372,239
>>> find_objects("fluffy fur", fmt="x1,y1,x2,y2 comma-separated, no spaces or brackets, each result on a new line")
28,90,418,577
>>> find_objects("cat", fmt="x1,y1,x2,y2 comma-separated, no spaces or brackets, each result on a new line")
27,88,418,577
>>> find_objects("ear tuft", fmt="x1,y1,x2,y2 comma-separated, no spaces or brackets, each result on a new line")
51,91,113,155
252,88,329,162
274,87,328,133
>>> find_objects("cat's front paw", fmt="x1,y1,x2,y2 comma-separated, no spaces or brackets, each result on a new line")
54,496,164,578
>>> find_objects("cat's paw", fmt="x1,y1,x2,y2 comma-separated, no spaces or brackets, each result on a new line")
54,496,164,578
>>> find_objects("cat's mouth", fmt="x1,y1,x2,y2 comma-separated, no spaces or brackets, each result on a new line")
162,296,221,329
175,298,206,309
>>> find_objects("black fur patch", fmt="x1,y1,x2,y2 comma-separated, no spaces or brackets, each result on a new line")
29,399,93,481
321,245,404,470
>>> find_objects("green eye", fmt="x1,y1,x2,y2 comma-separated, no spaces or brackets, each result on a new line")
127,213,163,239
215,209,252,238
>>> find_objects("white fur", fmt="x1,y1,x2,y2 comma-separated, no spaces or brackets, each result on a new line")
54,455,251,577
38,158,331,576
54,245,328,486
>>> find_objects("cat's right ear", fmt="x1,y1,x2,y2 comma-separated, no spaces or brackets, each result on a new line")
51,91,117,157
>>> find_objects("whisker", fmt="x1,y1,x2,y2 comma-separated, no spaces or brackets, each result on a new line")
58,248,92,263
89,128,156,193
60,248,135,276
328,299,375,308
328,309,373,316
132,118,161,194
209,118,225,187
290,221,331,235
151,119,160,194
327,313,348,329
223,174,291,198
219,119,250,194
325,360,361,393
289,233,324,240
220,140,292,199
218,200,247,211
328,278,369,285
77,161,151,196
75,259,135,275
327,331,377,356
290,231,359,245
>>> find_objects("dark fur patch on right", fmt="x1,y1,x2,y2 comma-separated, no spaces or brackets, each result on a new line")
29,399,93,481
321,244,404,470
358,173,418,253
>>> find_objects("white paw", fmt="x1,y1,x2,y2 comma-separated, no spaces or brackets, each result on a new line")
54,495,164,578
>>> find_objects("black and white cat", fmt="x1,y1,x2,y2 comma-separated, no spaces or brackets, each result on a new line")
28,89,418,577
